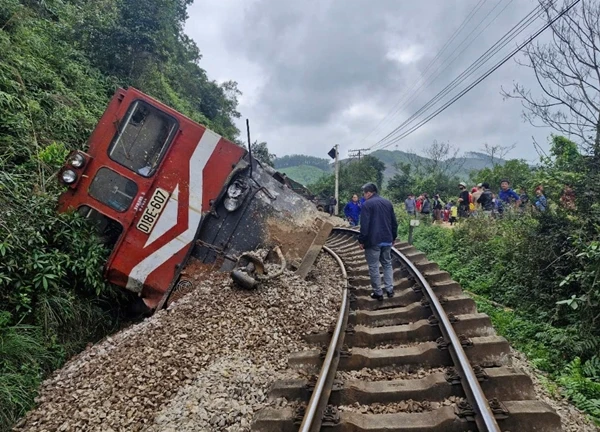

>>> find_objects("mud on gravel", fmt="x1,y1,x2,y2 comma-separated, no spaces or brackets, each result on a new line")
14,253,344,432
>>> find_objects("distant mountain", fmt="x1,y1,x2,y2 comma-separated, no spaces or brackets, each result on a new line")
274,155,332,172
278,165,328,186
277,149,504,187
369,149,505,182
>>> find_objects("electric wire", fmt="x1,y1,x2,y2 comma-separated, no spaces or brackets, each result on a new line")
355,0,489,146
371,2,544,150
370,2,547,151
374,0,582,150
366,0,510,148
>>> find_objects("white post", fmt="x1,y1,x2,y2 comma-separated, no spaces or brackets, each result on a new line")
334,144,339,215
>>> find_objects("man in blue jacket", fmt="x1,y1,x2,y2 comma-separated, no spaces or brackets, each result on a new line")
344,194,361,226
498,179,521,207
358,183,398,301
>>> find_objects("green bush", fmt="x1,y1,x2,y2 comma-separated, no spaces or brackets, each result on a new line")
0,311,53,428
405,216,600,423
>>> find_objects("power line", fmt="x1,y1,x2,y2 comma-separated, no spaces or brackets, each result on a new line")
372,1,543,150
355,0,489,146
367,0,509,148
371,2,545,151
375,0,582,150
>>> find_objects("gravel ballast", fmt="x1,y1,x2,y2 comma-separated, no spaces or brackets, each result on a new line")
15,252,343,432
337,366,447,382
337,397,463,414
509,349,599,432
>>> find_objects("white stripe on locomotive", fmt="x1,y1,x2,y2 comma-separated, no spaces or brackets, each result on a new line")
126,130,221,292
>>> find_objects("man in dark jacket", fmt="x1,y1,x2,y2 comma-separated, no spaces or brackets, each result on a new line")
358,183,398,301
457,182,470,217
477,182,494,215
328,196,337,216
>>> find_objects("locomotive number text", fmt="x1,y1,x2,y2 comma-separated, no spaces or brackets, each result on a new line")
136,187,170,234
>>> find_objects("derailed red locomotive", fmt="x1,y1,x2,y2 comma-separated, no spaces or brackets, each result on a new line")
57,88,327,309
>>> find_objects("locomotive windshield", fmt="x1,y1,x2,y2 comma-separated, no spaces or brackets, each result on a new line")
89,167,138,212
108,100,178,177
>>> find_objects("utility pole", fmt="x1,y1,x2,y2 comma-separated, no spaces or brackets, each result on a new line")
348,148,370,161
334,144,339,215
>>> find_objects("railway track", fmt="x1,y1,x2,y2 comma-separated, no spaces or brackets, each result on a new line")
252,227,563,432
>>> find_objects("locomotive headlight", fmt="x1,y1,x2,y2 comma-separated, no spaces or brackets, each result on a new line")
227,182,243,199
224,197,240,212
61,169,77,184
223,178,248,212
70,153,85,168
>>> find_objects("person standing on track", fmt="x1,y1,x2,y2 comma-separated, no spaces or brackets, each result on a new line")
358,183,398,301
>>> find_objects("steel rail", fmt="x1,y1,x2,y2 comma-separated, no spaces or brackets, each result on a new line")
393,246,501,432
299,245,349,432
330,228,501,432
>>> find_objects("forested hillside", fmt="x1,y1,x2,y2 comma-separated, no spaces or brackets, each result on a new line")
0,0,241,428
276,148,505,189
274,154,332,171
279,165,328,186
370,148,505,181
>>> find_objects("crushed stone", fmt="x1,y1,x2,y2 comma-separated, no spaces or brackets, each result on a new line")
14,252,344,432
338,396,463,414
337,366,447,382
510,348,599,432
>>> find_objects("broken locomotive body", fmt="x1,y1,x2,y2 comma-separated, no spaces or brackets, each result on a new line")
57,88,326,309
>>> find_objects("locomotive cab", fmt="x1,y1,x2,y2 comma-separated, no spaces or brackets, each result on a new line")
58,88,246,308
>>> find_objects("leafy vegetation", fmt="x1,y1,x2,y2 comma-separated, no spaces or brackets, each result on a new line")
0,0,241,428
396,136,600,422
250,141,276,167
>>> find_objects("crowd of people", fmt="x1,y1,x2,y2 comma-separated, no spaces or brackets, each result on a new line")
403,179,548,224
339,179,551,303
339,178,550,228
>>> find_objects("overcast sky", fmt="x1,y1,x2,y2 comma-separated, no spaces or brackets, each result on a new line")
185,0,557,162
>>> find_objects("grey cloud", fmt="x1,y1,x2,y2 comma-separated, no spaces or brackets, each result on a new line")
188,0,561,162
227,0,410,125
